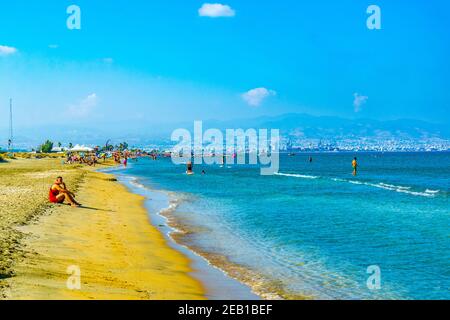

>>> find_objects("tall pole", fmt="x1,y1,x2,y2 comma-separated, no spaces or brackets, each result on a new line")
8,98,13,152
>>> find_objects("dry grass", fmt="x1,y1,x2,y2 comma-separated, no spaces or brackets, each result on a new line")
0,152,66,160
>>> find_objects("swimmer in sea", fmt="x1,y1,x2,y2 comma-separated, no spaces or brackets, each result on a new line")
187,161,194,175
352,157,358,176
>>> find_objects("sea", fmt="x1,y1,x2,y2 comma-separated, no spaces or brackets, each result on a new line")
103,152,449,300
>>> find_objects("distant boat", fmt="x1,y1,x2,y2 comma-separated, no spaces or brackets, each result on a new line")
288,153,296,156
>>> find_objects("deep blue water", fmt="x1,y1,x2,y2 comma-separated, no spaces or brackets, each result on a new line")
118,152,449,299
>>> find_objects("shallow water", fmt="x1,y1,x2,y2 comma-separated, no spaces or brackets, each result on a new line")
114,152,449,299
100,167,259,300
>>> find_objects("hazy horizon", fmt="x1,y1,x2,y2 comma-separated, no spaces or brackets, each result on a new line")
2,112,449,151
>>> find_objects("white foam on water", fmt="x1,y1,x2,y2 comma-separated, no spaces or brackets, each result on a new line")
348,180,435,198
129,177,147,190
159,202,179,216
276,173,436,198
274,172,319,179
379,183,411,190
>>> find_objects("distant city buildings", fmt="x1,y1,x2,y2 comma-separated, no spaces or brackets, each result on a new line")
2,136,450,153
280,137,450,152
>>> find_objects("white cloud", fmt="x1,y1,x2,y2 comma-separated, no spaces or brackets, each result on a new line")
0,45,18,56
353,93,368,112
199,3,235,17
242,88,276,107
48,44,59,49
67,93,98,117
103,57,114,64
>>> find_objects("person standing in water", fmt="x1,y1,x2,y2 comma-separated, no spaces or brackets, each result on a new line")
187,161,194,175
352,157,358,176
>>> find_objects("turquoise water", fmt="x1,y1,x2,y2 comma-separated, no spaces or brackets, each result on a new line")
118,152,449,299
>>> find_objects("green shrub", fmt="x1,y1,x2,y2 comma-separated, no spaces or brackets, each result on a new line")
39,140,54,153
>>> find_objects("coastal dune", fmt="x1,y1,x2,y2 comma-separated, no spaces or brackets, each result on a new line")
0,158,205,300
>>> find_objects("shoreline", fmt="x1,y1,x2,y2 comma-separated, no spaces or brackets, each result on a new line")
105,166,309,300
102,167,259,300
161,202,312,300
0,158,205,300
167,217,308,300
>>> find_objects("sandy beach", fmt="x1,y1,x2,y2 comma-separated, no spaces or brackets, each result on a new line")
0,158,205,300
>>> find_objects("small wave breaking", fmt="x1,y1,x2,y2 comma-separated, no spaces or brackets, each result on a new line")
348,181,435,197
275,172,439,198
129,177,147,190
274,172,319,179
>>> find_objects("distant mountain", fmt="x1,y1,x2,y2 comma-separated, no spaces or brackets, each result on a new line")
1,113,449,149
201,113,450,141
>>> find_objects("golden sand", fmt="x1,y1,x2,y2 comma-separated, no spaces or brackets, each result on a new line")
0,158,205,300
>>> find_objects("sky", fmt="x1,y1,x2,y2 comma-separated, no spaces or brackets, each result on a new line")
0,0,449,134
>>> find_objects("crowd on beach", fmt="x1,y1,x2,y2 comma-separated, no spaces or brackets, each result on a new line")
65,151,132,167
64,149,158,167
51,148,360,208
51,149,146,207
66,152,100,166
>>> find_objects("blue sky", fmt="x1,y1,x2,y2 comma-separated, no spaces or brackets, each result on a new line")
0,0,449,130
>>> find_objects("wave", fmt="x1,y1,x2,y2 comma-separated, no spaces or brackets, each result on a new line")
129,177,148,190
276,172,438,198
379,183,411,190
348,180,435,198
274,172,319,179
159,201,180,216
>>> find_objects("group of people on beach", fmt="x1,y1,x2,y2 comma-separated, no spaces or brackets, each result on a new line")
65,150,144,168
113,150,146,167
50,149,147,207
51,154,359,207
66,152,100,166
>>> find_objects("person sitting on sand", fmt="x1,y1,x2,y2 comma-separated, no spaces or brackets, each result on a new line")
49,176,81,207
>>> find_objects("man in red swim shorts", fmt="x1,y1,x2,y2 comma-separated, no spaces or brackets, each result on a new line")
49,176,81,207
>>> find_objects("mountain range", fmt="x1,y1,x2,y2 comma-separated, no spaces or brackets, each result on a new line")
2,113,449,149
